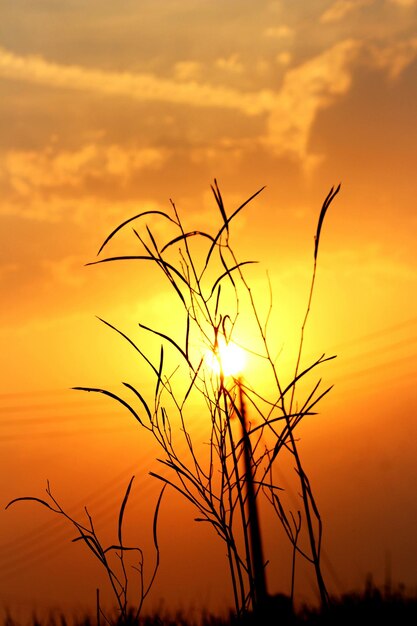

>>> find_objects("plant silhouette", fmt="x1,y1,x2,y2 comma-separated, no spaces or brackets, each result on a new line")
7,478,165,625
75,181,340,618
7,180,340,623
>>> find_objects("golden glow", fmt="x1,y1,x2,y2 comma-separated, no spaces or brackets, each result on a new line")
2,1,417,619
205,338,246,377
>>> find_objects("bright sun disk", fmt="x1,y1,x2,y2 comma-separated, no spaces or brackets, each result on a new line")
205,339,246,377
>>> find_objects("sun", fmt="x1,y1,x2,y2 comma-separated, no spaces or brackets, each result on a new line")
205,338,246,377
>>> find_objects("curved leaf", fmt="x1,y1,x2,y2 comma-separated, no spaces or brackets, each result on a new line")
86,255,189,287
6,496,59,513
96,316,160,380
122,383,152,423
209,261,257,298
160,230,215,254
72,386,145,426
118,476,134,547
155,345,164,400
314,184,341,261
97,210,177,256
139,323,194,370
205,186,265,268
211,179,228,233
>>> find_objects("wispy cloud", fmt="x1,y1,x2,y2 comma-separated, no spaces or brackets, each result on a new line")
3,143,167,196
173,61,202,81
264,39,360,162
264,35,417,162
366,38,417,79
388,0,417,7
320,0,373,23
0,189,164,225
264,25,294,39
0,47,273,116
1,35,416,174
0,43,358,167
215,54,244,75
0,141,168,223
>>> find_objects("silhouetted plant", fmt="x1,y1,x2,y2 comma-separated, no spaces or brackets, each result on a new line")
7,478,165,626
69,181,340,618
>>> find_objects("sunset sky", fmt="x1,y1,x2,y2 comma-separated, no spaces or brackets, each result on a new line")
1,0,417,620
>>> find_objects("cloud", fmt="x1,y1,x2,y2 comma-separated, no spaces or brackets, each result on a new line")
366,38,417,79
0,140,168,223
264,25,294,39
215,54,244,74
2,143,168,197
276,52,292,67
0,189,164,225
264,39,360,163
173,61,202,81
1,35,416,175
388,0,417,6
320,0,373,23
0,46,273,117
264,35,417,164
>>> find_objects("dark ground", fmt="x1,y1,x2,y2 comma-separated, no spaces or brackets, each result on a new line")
3,585,417,626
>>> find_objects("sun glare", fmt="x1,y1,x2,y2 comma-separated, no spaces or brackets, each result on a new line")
205,338,246,377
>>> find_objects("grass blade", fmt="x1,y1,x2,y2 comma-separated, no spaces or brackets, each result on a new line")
6,496,59,513
205,185,265,268
314,184,341,261
155,345,164,400
122,383,152,423
139,323,194,370
96,316,160,379
72,386,145,426
211,179,229,234
209,261,257,298
118,476,134,547
97,210,177,256
86,255,189,288
160,231,214,254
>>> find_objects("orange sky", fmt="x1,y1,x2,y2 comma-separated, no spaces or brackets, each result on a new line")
1,0,417,620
